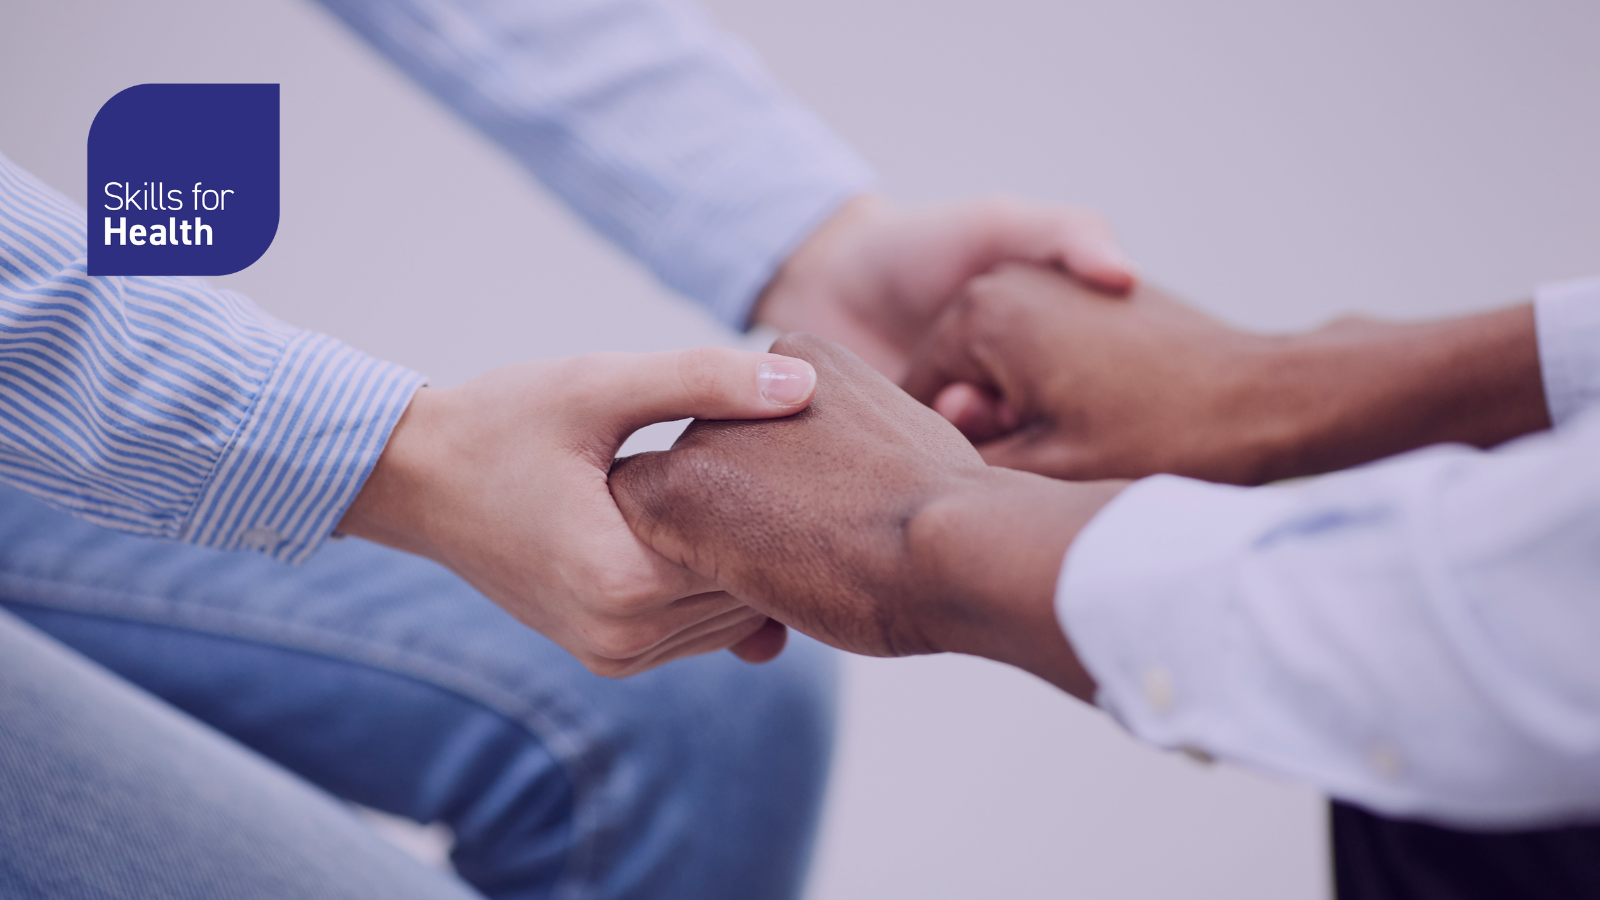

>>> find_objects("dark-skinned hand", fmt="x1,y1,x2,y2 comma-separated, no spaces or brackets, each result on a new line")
609,333,1120,698
902,263,1547,485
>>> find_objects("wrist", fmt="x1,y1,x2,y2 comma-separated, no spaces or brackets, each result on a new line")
337,387,455,561
907,468,1124,699
751,194,887,326
1156,330,1313,485
747,194,917,376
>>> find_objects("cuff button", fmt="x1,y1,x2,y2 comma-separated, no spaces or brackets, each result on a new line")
1142,665,1175,716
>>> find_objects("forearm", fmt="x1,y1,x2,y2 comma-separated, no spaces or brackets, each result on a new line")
314,0,873,325
1242,303,1547,482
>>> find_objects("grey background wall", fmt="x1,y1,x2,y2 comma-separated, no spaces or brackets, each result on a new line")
4,1,1597,897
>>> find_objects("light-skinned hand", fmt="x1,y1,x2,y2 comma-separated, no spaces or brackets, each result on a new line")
339,347,817,677
753,194,1136,381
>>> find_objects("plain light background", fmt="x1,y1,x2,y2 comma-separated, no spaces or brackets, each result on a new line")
4,1,1598,898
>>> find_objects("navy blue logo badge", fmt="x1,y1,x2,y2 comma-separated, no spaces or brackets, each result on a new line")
88,84,279,276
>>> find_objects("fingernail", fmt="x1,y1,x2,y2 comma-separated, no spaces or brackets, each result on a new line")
758,359,816,406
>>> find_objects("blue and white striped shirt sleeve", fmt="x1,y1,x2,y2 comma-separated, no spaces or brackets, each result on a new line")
0,153,424,563
314,0,877,328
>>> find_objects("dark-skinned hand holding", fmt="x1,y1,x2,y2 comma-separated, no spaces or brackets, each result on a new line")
609,334,1123,699
903,263,1548,485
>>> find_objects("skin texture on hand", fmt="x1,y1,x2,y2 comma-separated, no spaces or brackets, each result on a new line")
609,333,1118,699
903,264,1551,485
338,347,816,677
751,194,1136,382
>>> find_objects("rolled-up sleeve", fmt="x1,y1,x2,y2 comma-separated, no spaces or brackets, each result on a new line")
1059,387,1600,828
0,154,423,563
314,0,877,328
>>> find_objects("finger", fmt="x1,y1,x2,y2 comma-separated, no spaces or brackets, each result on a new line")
579,347,818,447
610,449,692,566
629,587,753,656
932,382,986,426
1039,210,1137,294
909,264,1106,415
665,585,749,617
730,618,789,663
933,383,1016,443
901,301,994,406
572,584,749,668
615,607,776,676
960,199,1137,294
652,615,775,669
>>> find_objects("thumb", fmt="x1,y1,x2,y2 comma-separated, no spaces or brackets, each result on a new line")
1036,209,1138,294
951,199,1137,294
996,203,1137,294
901,299,992,407
591,347,817,442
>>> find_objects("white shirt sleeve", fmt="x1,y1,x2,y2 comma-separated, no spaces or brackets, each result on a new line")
1057,284,1600,829
1536,276,1600,427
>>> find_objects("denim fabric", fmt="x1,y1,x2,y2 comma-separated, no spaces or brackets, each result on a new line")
0,608,483,900
0,485,838,899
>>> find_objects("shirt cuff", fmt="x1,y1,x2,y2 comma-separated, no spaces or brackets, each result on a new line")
181,330,425,564
1535,275,1600,428
1056,474,1299,749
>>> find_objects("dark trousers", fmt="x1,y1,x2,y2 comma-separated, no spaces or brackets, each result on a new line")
1334,801,1600,899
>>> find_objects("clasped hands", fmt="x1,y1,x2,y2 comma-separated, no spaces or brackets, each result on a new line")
345,190,1544,689
336,194,1137,679
595,271,1245,696
608,259,1546,696
610,330,1123,698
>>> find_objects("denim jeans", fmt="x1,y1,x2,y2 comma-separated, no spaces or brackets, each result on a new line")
0,485,837,899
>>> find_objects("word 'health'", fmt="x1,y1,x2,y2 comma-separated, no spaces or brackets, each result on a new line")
104,217,214,247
